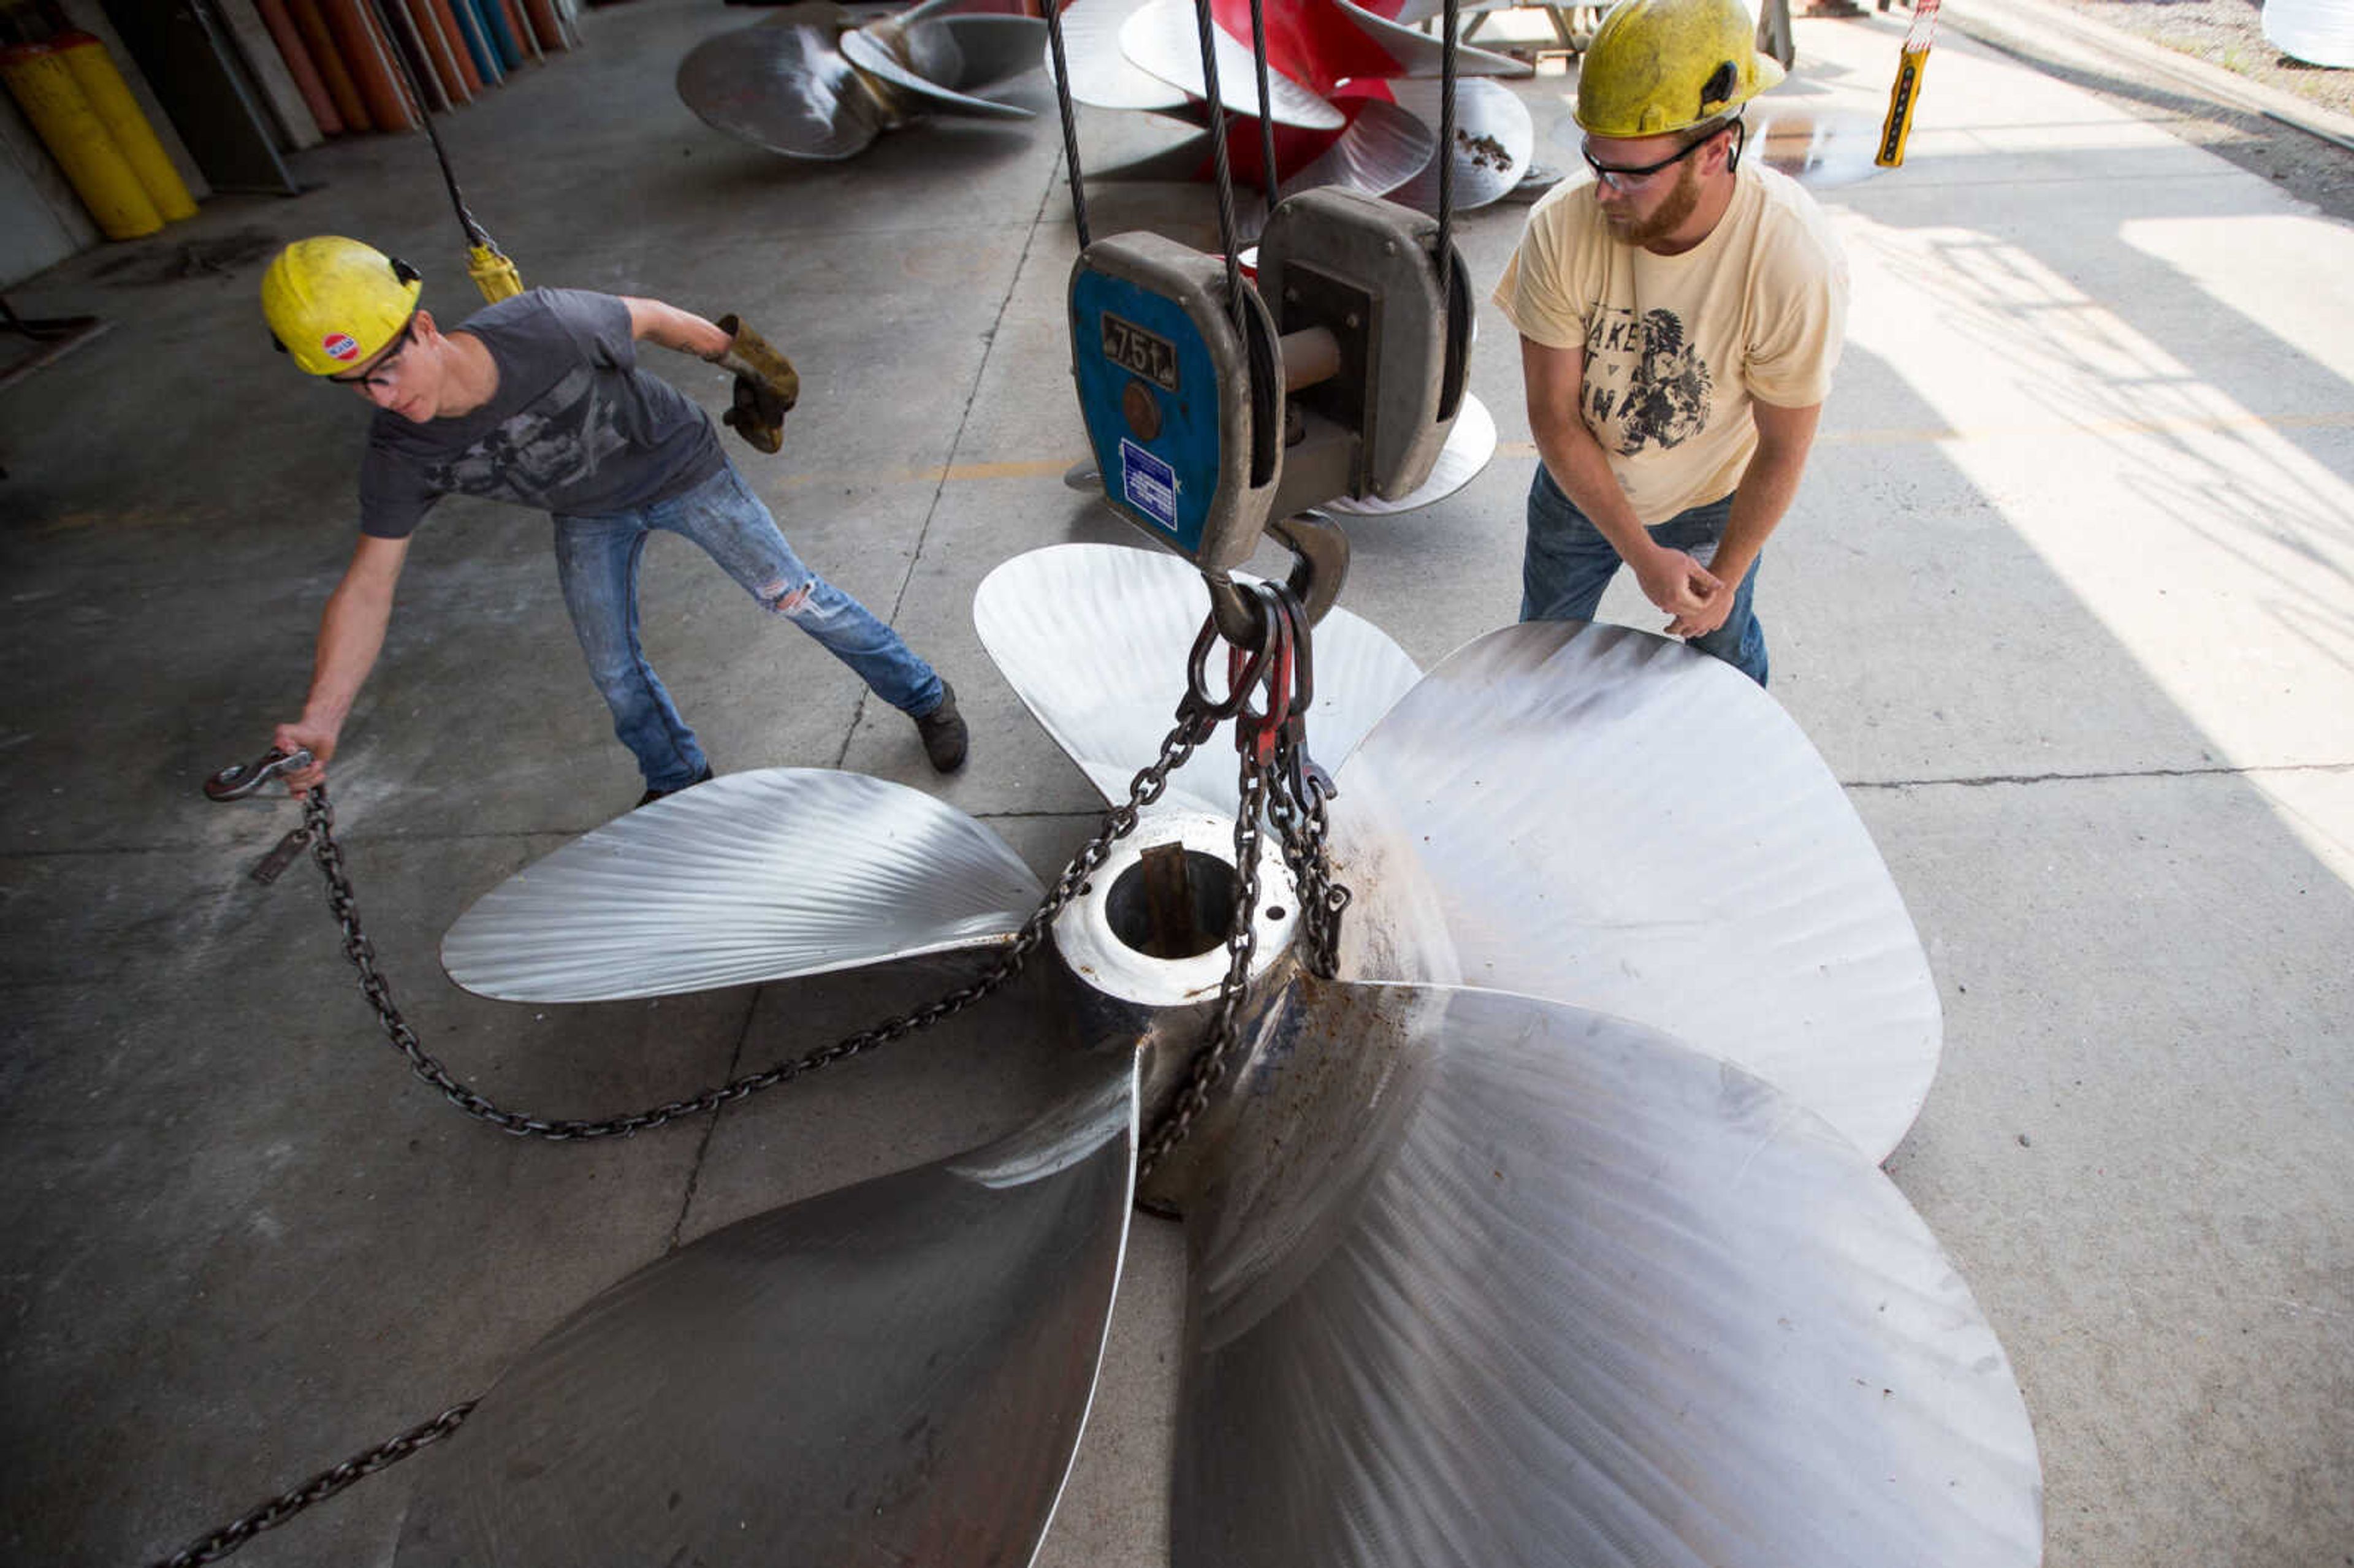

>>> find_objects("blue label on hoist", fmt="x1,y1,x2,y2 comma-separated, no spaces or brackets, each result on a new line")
1070,267,1225,558
1119,440,1179,532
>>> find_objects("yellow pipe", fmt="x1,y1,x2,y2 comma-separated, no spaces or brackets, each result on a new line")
0,42,162,240
54,32,197,221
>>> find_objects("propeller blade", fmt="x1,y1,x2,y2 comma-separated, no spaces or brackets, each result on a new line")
839,18,1040,121
974,543,1422,816
1277,94,1434,199
1328,621,1941,1163
441,768,1044,1003
928,13,1053,90
1119,0,1346,130
676,5,885,160
1322,390,1495,514
1331,0,1531,78
397,1046,1141,1568
1380,77,1536,213
1174,978,2042,1568
1048,0,1194,111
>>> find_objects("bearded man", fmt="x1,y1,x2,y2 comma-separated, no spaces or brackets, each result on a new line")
1491,0,1848,685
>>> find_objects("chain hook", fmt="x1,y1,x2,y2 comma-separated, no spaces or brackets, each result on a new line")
204,747,314,802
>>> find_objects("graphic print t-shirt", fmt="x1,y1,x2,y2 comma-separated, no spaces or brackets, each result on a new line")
357,289,724,539
1491,161,1848,525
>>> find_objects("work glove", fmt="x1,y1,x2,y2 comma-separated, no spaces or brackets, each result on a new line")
710,314,801,455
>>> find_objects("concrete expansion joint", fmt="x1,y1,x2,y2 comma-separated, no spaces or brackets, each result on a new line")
1848,759,2354,790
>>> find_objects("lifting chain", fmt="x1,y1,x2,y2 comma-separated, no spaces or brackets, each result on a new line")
167,580,1349,1564
294,705,1216,1143
148,1402,475,1568
1139,577,1348,1176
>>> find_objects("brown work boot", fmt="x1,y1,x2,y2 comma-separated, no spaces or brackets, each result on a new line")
914,682,967,773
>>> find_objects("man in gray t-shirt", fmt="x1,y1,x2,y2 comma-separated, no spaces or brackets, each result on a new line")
256,236,966,805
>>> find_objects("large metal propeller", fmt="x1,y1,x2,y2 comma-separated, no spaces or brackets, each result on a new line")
408,544,2039,1566
677,0,1046,161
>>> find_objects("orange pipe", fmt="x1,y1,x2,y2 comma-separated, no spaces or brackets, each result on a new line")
254,0,343,134
426,0,482,93
520,0,565,53
402,0,470,102
321,0,413,131
288,0,368,131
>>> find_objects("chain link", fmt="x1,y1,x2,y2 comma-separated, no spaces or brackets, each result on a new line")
298,707,1213,1144
149,1401,476,1568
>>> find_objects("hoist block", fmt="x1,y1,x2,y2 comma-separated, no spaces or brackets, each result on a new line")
1068,192,1471,576
1256,187,1472,513
1070,232,1281,576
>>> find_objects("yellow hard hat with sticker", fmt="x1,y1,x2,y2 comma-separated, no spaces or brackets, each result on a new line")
1575,0,1785,139
261,236,422,376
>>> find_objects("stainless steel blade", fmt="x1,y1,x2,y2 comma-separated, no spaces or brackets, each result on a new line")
396,1046,1141,1568
1277,96,1434,199
839,18,1038,121
1322,390,1494,514
1382,77,1536,211
1048,0,1194,111
928,12,1051,90
1328,620,1941,1162
973,544,1422,817
1331,0,1531,77
1119,0,1345,130
676,6,885,160
1175,977,2042,1568
441,768,1044,1003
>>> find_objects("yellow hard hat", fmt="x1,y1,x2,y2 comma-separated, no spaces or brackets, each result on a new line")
261,236,422,376
1575,0,1786,139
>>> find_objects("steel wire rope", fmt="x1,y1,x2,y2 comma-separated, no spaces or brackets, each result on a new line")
1434,0,1460,302
1042,0,1092,248
1246,0,1280,218
1189,0,1249,330
360,0,503,256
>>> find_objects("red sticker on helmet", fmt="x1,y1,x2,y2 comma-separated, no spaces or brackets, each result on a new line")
322,332,360,362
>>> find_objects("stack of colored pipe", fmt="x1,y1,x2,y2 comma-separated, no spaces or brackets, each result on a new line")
0,32,197,242
253,0,572,134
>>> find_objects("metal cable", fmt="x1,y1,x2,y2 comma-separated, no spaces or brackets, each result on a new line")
362,0,494,251
1190,0,1248,330
1246,0,1280,218
1042,0,1092,249
1434,0,1460,300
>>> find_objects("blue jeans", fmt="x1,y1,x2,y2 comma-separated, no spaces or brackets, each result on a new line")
554,463,945,791
1521,465,1769,687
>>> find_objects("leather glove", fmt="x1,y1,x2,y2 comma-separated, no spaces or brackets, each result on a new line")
711,314,801,455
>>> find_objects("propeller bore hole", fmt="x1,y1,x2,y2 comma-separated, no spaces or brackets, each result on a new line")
1108,847,1237,961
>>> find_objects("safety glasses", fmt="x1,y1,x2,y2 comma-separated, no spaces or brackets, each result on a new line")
1582,117,1745,191
328,318,417,392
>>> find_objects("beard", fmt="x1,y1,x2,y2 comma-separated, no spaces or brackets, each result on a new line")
1602,159,1705,248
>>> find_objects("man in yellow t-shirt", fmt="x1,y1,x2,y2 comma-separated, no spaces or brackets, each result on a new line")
1491,0,1849,685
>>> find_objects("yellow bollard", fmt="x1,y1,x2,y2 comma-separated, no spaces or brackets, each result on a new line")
0,42,162,240
54,32,197,221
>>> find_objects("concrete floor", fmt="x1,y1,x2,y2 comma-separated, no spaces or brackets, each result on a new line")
2,2,2349,1564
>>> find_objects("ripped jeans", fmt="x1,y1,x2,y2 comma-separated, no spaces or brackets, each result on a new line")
553,463,945,792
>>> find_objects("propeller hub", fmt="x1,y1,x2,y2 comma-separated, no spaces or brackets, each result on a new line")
1049,808,1299,1201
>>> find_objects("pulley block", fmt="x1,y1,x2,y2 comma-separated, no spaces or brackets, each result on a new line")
1255,186,1472,515
1069,232,1283,576
1068,191,1471,578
